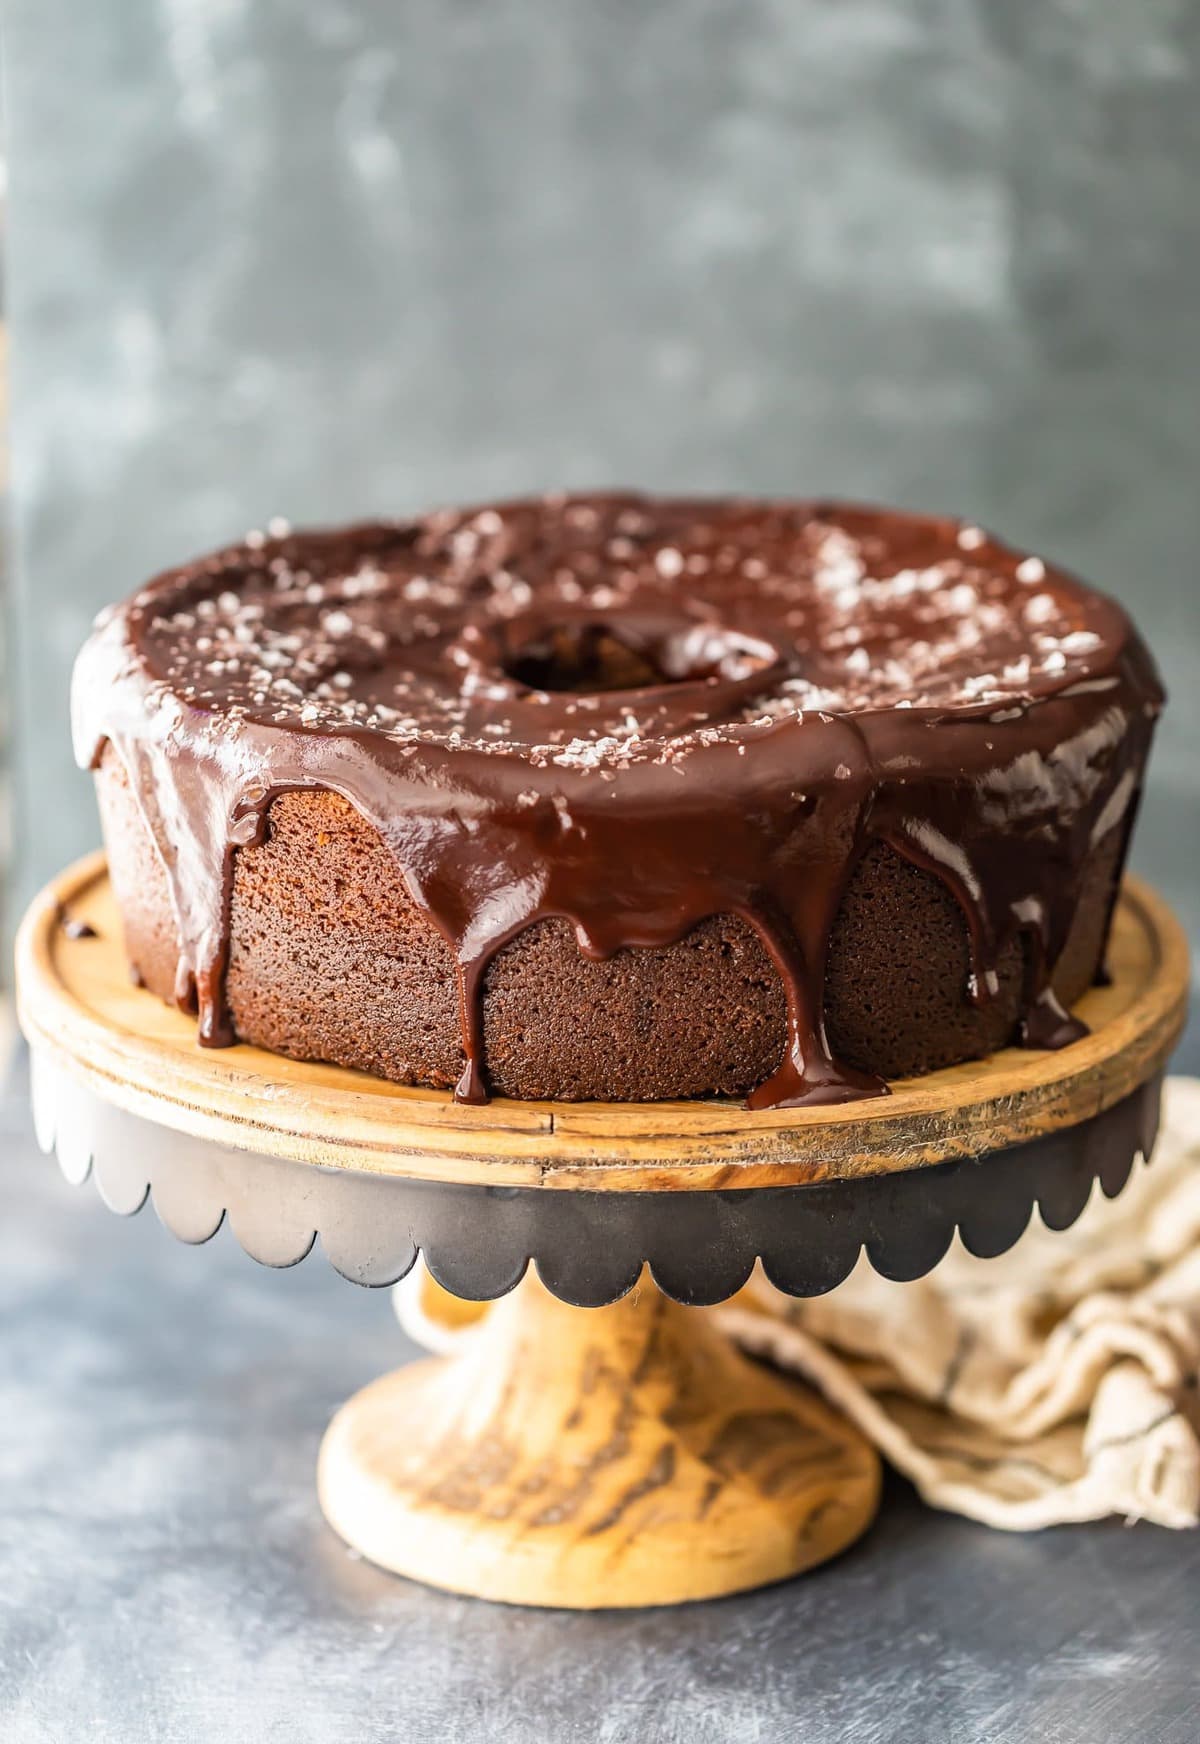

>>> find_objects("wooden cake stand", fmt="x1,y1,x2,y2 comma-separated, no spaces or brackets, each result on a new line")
16,854,1189,1609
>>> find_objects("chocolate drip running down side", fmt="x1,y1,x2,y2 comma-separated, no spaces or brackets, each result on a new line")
72,494,1164,1109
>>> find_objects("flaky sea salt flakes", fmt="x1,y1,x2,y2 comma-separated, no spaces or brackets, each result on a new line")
945,583,979,615
805,523,861,592
267,516,292,538
132,491,1106,746
451,527,480,565
1024,593,1059,627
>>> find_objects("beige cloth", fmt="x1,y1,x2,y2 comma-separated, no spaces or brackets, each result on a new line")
397,1076,1200,1533
718,1075,1200,1530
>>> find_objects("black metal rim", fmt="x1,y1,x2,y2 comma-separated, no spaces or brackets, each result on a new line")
31,1054,1163,1307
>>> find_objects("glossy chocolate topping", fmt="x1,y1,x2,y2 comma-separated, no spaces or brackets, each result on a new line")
73,493,1164,1108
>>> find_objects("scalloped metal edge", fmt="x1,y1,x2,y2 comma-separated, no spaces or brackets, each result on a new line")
30,1050,1161,1308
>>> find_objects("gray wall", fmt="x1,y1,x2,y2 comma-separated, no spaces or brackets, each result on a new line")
6,0,1198,1049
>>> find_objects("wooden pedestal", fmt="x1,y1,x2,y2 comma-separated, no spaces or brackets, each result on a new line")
319,1270,880,1607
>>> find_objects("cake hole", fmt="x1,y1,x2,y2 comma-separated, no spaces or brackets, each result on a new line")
504,622,661,693
500,615,778,696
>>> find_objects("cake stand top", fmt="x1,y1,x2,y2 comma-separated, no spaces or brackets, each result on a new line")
16,852,1189,1194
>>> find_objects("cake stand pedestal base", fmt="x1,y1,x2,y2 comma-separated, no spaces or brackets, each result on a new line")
317,1271,881,1608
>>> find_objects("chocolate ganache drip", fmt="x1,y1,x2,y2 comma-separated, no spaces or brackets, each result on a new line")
73,494,1163,1109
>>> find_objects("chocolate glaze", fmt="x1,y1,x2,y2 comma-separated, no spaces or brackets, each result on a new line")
72,493,1163,1109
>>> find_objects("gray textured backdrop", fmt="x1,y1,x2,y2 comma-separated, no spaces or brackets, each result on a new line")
6,0,1198,1004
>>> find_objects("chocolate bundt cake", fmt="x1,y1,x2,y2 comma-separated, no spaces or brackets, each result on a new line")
73,493,1163,1109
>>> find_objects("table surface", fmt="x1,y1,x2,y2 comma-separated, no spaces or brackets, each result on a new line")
2,1048,1198,1744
